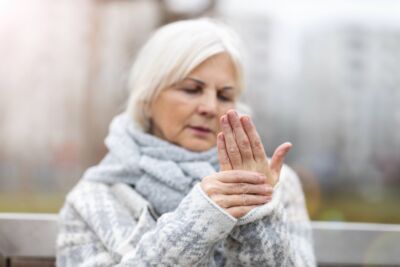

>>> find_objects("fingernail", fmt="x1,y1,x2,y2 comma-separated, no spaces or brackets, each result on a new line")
228,109,237,117
265,185,273,192
285,143,292,152
263,195,272,202
257,174,267,181
221,115,227,124
247,117,253,125
242,116,250,124
287,143,293,149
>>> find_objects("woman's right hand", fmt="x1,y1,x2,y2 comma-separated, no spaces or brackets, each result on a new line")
200,170,274,218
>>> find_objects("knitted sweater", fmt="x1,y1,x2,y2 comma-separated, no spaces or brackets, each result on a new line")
56,113,316,266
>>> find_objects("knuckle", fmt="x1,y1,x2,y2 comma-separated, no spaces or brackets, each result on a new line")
256,175,265,183
215,196,228,208
201,182,210,194
226,183,236,191
202,182,215,195
228,146,238,154
240,183,248,194
233,123,241,130
219,153,228,161
207,185,216,195
253,139,263,149
229,174,239,183
207,185,218,195
241,195,247,205
211,195,221,205
239,139,250,148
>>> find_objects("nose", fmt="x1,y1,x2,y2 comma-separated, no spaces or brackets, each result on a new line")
197,91,218,118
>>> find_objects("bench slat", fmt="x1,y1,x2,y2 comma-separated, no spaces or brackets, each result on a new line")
1,213,400,266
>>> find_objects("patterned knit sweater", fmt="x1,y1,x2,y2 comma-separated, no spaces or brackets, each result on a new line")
56,113,316,266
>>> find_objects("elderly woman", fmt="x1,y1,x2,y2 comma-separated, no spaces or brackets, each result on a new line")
57,18,315,266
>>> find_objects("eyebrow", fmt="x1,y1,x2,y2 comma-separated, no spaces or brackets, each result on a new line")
186,77,205,86
184,77,234,91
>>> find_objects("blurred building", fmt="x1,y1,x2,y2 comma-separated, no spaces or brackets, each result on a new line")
0,0,217,195
218,0,400,196
1,0,400,221
0,0,161,193
298,22,400,192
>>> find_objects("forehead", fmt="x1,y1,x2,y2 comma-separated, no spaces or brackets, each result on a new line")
186,53,239,87
191,53,236,74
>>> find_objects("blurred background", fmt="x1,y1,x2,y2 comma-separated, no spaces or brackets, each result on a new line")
0,0,399,224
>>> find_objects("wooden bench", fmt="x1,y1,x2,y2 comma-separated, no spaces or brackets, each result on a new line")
1,213,400,267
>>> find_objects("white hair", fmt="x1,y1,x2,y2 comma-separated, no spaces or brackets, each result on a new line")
126,18,249,131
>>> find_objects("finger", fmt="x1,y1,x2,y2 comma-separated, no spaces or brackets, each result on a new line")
219,182,273,196
213,194,271,209
241,116,268,163
227,110,254,163
270,142,292,178
217,170,266,184
220,114,242,168
227,205,264,218
217,132,232,171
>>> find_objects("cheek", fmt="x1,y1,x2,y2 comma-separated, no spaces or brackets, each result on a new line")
163,107,190,136
220,101,236,113
217,103,236,124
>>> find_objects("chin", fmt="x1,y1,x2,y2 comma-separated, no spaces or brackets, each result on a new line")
183,141,215,152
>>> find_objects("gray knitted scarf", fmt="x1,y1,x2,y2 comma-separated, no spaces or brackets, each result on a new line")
83,112,220,216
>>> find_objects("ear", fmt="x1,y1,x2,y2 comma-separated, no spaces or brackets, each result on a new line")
143,100,153,118
141,102,153,132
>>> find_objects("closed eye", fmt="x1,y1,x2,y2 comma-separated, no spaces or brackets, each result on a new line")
217,89,234,102
218,94,231,102
182,87,202,94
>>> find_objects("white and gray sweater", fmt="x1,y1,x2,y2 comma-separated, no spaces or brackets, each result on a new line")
56,113,316,266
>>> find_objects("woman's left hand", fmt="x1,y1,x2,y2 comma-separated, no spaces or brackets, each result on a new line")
218,109,292,187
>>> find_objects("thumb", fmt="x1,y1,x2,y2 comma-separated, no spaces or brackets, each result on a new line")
270,142,292,180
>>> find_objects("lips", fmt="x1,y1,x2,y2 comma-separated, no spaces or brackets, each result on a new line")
189,126,212,133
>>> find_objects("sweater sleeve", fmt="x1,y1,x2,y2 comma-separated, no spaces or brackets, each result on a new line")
56,182,237,267
222,165,316,267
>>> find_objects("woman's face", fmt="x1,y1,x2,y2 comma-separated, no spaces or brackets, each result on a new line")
149,53,238,152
